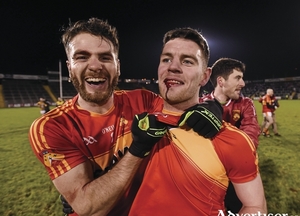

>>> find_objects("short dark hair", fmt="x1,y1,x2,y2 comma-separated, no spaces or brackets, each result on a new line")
162,27,210,66
210,58,245,87
61,17,119,57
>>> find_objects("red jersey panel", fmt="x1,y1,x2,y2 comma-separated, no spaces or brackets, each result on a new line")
201,92,260,148
29,89,163,216
129,121,258,216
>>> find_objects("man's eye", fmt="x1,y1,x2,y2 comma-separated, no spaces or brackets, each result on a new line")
75,55,87,60
162,58,171,63
101,56,111,61
100,55,114,62
183,59,193,65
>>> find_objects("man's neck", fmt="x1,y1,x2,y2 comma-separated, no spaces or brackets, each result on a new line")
77,95,114,114
163,99,198,113
213,88,228,104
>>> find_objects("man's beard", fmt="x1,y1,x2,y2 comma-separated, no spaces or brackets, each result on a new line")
71,73,119,105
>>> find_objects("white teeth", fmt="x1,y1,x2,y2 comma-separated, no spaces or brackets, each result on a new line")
167,80,181,84
86,78,106,82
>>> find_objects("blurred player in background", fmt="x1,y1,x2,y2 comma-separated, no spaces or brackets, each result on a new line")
55,97,65,107
35,97,51,115
259,88,281,137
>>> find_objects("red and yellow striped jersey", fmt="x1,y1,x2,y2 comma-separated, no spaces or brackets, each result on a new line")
29,89,163,216
129,116,258,215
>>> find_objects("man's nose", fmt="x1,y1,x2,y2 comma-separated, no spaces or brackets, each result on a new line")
88,56,103,71
168,59,181,73
240,79,245,87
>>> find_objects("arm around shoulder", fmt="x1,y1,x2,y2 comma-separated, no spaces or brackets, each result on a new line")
53,152,143,216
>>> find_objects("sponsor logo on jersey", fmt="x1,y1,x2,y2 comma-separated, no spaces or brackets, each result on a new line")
102,125,114,134
83,136,98,146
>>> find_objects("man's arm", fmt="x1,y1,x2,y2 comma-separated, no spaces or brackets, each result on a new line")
240,98,260,148
53,153,143,216
233,174,267,214
53,112,166,216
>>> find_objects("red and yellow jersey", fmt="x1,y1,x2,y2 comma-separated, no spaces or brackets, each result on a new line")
36,101,48,110
259,94,277,113
201,92,260,148
129,117,258,216
29,89,163,216
55,100,65,107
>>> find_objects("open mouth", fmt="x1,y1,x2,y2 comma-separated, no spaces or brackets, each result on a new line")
85,77,107,85
164,79,183,88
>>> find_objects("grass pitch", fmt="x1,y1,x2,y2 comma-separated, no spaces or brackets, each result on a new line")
0,100,299,215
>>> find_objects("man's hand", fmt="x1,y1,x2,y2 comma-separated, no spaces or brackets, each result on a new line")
273,99,279,109
59,194,74,215
129,112,167,158
178,99,223,138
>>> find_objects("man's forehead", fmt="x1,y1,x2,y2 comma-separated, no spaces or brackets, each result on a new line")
163,38,202,57
68,33,113,52
231,69,243,75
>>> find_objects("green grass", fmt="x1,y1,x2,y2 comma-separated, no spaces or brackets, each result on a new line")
0,107,61,216
254,100,300,214
1,101,300,215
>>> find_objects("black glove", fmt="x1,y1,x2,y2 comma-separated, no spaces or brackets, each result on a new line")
274,99,279,109
59,194,74,215
129,112,167,158
267,102,275,109
178,99,223,138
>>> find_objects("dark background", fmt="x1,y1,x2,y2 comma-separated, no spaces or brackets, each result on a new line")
1,0,299,80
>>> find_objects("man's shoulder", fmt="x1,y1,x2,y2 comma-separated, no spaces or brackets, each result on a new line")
237,95,253,102
216,122,253,146
231,96,254,106
199,93,213,102
114,89,162,100
114,89,154,95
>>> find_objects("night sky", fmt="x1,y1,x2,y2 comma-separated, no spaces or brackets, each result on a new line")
1,0,299,81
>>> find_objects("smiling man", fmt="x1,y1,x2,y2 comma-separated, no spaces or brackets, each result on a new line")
201,57,261,213
129,28,267,215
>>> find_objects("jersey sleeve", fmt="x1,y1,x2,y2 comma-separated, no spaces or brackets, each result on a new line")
213,124,258,183
29,113,87,180
239,98,260,148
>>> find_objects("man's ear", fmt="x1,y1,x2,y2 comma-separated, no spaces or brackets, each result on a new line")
66,60,71,73
200,67,212,86
217,76,224,87
66,60,72,80
117,59,121,76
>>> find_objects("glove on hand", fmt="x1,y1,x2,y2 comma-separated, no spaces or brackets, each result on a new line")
273,99,279,109
59,194,74,215
178,99,223,138
129,112,167,158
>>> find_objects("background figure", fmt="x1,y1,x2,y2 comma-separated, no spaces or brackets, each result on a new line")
35,97,51,115
56,97,65,107
200,57,261,213
129,28,267,215
259,89,281,137
201,57,260,148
